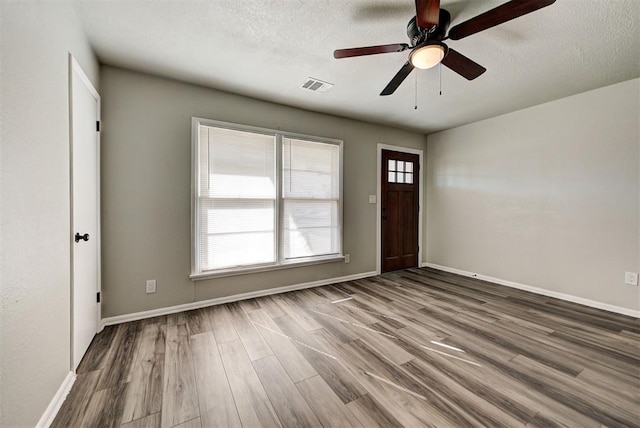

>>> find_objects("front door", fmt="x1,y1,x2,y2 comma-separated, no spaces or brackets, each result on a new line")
381,150,419,272
71,56,101,369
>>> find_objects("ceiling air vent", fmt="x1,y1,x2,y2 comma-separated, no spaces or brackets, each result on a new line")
301,77,333,93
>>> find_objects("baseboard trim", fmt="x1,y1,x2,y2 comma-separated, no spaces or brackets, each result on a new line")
101,271,378,327
421,262,639,318
36,371,75,428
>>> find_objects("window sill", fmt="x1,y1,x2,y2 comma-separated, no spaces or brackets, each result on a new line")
190,255,346,281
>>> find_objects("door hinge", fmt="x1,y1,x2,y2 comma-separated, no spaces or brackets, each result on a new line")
96,292,101,303
96,121,101,132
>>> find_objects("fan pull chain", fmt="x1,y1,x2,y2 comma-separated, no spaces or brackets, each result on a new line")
414,71,418,110
439,63,442,96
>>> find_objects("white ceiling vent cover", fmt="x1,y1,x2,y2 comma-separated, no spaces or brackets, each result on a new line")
301,77,333,93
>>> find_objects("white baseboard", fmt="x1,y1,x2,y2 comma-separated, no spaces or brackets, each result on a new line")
101,271,377,327
36,371,75,428
421,262,639,318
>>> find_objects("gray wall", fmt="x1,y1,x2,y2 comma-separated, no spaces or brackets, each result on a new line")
0,2,99,426
426,79,640,311
100,66,427,318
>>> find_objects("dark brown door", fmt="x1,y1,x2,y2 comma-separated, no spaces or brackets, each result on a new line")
381,150,419,272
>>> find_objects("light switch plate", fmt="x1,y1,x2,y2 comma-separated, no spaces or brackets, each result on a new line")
368,195,377,204
624,272,638,286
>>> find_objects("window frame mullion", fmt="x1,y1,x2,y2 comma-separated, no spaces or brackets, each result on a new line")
191,118,201,276
275,133,284,265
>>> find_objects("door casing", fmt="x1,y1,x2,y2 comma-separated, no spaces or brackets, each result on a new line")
376,144,424,274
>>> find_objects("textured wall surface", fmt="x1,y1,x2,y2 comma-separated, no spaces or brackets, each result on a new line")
426,79,640,311
0,2,99,426
100,66,427,318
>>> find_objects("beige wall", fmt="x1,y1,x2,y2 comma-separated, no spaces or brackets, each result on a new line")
426,79,640,311
100,66,427,318
0,2,99,426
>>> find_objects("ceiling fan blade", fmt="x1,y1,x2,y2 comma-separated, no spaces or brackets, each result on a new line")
441,48,486,80
334,43,409,59
448,0,556,40
415,0,441,29
380,61,415,96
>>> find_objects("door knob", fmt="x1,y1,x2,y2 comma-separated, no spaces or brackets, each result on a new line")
75,233,90,243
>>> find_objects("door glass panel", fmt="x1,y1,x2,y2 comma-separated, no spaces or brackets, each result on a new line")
387,158,415,185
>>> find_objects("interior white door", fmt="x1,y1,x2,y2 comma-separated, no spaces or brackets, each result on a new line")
71,57,100,370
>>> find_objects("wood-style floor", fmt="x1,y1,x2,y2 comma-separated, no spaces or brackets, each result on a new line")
53,267,640,427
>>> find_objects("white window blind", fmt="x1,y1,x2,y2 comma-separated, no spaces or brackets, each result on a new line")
198,125,276,271
193,118,342,277
282,138,340,259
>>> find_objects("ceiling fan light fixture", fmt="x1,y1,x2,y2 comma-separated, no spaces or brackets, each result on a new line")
409,42,446,69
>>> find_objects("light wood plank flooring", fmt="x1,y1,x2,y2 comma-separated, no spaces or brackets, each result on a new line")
53,267,640,427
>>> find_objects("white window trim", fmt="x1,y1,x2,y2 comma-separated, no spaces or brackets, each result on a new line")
190,117,344,280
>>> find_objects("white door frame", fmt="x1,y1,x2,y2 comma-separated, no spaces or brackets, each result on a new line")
69,54,101,370
376,144,424,274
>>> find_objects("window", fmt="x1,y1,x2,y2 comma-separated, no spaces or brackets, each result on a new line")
283,137,340,260
387,159,413,184
191,118,343,278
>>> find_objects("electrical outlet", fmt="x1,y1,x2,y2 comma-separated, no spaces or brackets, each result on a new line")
624,272,638,286
146,279,157,293
344,254,350,264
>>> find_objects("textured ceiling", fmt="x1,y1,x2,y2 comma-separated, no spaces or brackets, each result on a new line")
73,0,640,134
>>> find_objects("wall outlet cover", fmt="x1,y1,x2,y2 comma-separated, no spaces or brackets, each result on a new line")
146,279,157,293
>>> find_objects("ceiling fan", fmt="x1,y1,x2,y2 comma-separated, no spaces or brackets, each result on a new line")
334,0,556,96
